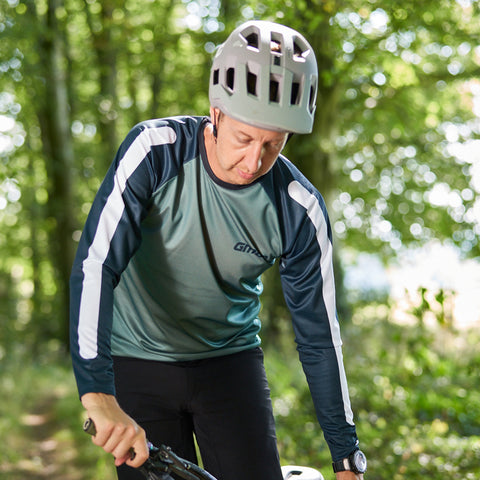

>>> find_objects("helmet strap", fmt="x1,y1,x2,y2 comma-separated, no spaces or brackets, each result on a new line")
212,110,219,143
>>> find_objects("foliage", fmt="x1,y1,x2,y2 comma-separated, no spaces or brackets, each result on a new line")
1,308,478,479
0,2,479,477
1,0,479,351
264,310,480,480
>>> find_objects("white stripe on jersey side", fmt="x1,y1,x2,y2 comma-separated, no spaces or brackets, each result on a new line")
287,180,354,426
78,126,177,359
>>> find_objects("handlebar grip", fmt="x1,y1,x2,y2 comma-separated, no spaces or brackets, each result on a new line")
83,418,136,460
83,418,219,480
83,418,97,436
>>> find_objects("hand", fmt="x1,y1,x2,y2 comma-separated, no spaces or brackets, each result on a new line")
335,472,364,480
81,392,148,468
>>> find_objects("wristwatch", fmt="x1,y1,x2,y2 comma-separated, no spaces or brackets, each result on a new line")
332,449,367,474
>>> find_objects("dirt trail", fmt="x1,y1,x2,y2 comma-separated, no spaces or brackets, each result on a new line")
1,395,83,480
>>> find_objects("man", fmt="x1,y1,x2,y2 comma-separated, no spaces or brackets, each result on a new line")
70,20,367,480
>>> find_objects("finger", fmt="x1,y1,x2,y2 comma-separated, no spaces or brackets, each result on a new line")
114,451,133,467
90,422,116,447
126,436,149,468
109,423,146,463
103,423,134,455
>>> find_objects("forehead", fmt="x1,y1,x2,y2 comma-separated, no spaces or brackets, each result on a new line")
223,113,288,141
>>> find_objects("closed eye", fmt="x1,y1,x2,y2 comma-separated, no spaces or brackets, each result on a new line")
238,135,252,144
267,139,286,150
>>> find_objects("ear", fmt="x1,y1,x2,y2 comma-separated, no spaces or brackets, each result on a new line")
209,107,220,139
209,106,220,124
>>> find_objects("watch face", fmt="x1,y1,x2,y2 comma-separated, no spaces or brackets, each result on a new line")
353,450,367,473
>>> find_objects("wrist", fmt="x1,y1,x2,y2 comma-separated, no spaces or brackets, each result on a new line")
81,392,118,410
335,473,364,480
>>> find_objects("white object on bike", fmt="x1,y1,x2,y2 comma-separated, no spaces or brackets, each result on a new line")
282,465,324,480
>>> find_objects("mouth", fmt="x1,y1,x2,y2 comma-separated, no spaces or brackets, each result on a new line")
236,169,256,181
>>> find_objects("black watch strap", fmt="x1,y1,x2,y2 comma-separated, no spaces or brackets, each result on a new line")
332,457,350,473
332,449,367,474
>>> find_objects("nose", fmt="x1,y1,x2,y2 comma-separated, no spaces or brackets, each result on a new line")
244,143,264,173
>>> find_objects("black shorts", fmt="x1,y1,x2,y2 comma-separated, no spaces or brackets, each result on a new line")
113,347,283,480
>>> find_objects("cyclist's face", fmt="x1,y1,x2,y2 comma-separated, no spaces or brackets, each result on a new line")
206,108,288,185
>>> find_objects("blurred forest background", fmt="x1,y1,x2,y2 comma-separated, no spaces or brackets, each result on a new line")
1,0,479,479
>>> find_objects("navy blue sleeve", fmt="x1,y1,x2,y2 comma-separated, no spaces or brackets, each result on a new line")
273,163,359,461
69,121,180,397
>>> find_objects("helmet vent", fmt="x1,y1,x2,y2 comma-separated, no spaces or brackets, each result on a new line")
244,32,259,51
270,33,283,66
247,71,257,96
226,67,235,91
293,37,309,62
270,77,280,103
213,69,219,85
309,84,316,113
291,82,300,105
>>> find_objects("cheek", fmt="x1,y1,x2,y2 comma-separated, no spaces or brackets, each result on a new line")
260,154,278,173
222,143,246,163
217,144,240,169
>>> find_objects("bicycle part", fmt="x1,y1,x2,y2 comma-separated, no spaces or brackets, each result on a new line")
281,466,324,480
83,418,217,480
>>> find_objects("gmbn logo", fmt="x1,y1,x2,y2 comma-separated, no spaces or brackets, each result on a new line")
233,242,268,261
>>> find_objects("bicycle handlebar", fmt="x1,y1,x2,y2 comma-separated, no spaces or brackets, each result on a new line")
83,418,218,480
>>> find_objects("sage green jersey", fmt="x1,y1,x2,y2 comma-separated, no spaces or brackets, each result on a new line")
110,136,281,360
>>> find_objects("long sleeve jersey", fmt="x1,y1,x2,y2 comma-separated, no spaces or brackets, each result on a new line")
70,115,359,460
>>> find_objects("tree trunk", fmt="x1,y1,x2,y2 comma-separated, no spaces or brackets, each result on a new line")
37,0,77,347
84,0,118,169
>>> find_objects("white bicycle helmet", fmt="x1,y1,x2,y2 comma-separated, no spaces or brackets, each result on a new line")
281,465,325,480
209,20,318,134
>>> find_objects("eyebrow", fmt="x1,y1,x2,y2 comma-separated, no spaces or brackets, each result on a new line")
236,131,253,140
236,129,286,144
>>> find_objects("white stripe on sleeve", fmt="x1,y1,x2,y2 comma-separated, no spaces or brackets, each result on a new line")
78,126,177,359
288,180,354,425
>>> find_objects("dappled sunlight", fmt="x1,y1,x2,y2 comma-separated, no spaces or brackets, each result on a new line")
1,1,480,479
388,241,480,330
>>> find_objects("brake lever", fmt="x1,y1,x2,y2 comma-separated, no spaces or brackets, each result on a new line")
155,445,217,480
